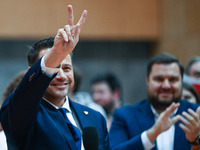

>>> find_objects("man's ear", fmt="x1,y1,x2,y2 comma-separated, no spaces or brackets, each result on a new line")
27,67,31,70
114,88,121,99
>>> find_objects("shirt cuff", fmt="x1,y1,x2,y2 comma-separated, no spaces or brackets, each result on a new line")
41,55,60,78
141,131,155,150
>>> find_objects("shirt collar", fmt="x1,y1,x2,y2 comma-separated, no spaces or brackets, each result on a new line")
150,104,178,119
43,96,72,113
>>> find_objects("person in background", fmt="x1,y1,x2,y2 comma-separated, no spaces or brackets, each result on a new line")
110,52,200,150
68,65,107,119
91,72,128,131
184,57,200,100
1,5,110,150
182,82,200,104
2,71,26,102
185,56,200,80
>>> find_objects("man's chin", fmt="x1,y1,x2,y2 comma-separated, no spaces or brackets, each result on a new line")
54,91,68,98
150,98,173,110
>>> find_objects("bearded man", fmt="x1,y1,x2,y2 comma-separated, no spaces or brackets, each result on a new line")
110,52,200,150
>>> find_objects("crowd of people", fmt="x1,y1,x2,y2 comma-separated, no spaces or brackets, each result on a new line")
1,4,200,150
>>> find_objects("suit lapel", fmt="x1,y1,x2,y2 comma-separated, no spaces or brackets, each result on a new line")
69,99,92,130
41,99,78,150
174,103,191,150
136,100,155,131
136,100,157,150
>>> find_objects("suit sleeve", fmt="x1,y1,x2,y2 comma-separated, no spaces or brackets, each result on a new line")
102,113,110,150
109,109,144,150
1,58,56,139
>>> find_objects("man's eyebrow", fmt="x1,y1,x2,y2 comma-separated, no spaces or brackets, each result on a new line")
153,74,180,78
61,63,72,66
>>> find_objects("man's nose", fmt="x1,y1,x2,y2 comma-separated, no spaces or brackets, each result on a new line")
162,79,171,88
56,69,66,79
93,93,101,101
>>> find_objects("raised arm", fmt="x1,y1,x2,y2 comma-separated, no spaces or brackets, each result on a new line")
0,4,87,140
44,5,87,68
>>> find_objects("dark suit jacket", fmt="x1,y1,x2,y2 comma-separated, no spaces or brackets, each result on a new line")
0,58,110,150
109,99,199,150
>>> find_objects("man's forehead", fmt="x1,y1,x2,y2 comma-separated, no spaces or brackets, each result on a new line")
61,54,72,65
151,63,181,75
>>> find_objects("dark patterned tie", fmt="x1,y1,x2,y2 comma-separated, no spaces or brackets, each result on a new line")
59,108,82,150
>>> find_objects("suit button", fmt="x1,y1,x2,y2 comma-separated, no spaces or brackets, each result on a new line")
29,72,35,81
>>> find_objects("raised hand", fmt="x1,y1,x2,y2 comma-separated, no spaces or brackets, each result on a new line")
179,106,200,143
53,5,87,54
45,5,87,68
147,102,180,143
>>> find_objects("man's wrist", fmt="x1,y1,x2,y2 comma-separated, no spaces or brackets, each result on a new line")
189,135,200,145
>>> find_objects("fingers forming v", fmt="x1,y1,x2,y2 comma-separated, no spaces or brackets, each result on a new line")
77,10,88,29
68,5,74,26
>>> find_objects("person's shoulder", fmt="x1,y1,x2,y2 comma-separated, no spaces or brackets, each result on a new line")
180,100,200,110
116,99,148,112
71,100,104,117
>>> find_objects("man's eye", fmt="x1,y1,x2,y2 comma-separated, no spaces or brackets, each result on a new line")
63,67,71,71
170,78,178,82
183,95,191,99
155,78,163,82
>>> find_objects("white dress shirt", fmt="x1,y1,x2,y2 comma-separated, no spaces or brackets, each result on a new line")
141,105,178,150
0,130,7,150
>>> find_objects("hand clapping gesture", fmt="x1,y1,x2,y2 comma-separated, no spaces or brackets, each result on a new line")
147,102,181,143
179,107,200,148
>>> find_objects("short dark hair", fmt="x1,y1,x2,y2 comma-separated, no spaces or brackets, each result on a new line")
91,72,122,94
27,37,55,66
183,82,200,103
147,52,184,79
185,56,200,75
27,37,73,66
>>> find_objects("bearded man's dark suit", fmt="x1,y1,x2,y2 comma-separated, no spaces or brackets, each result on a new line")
0,58,110,150
109,99,199,150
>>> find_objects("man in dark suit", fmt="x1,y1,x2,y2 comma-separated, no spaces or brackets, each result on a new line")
110,53,200,150
1,5,110,150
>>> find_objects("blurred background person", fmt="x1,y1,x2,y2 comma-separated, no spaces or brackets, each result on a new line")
182,82,200,104
91,72,129,131
183,56,200,100
185,56,200,80
68,65,107,119
2,71,26,102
